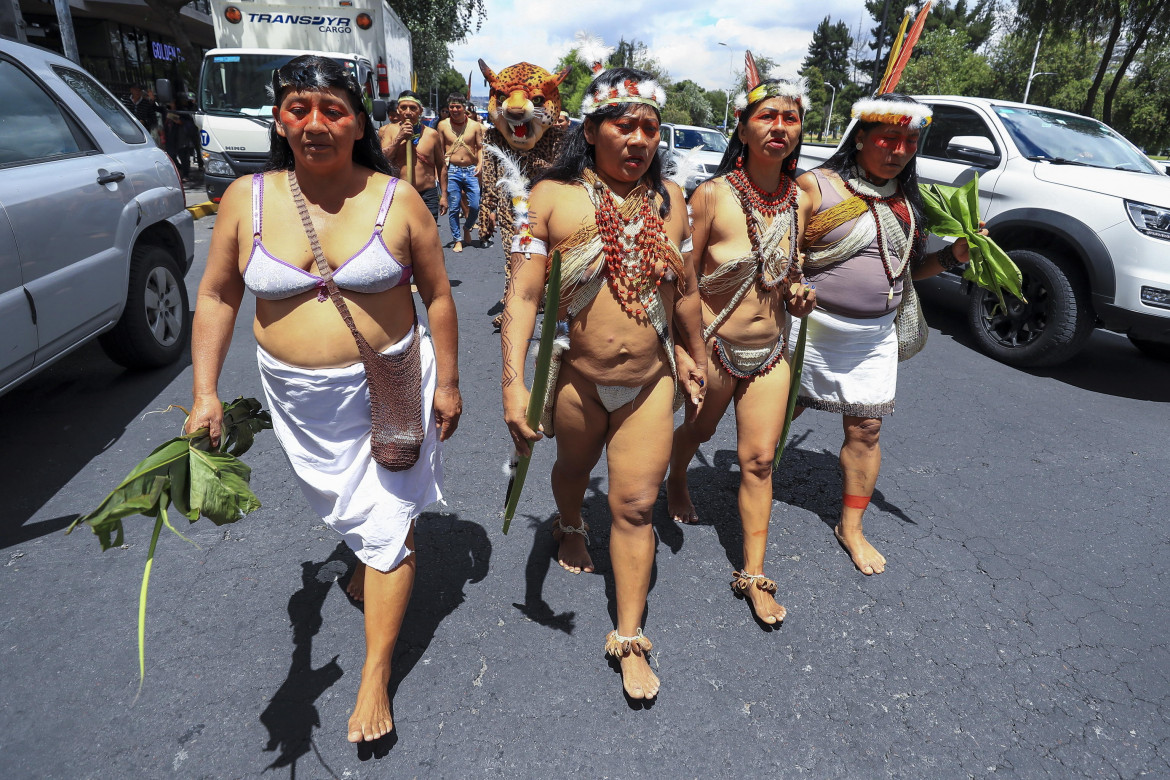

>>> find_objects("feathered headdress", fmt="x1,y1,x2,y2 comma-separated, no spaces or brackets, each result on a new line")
848,3,935,129
732,51,811,117
575,31,667,115
877,2,933,95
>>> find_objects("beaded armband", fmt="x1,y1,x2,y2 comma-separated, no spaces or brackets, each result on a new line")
935,241,963,271
512,233,547,255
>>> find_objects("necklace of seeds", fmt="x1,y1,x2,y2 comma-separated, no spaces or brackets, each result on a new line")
726,168,799,291
592,178,671,318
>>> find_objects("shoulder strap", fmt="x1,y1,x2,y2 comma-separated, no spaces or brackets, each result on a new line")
251,173,264,238
374,178,398,232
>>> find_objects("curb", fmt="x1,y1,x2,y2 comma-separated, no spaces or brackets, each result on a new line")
187,202,218,220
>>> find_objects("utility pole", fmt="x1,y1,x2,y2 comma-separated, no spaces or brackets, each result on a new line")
51,0,80,62
1,0,28,42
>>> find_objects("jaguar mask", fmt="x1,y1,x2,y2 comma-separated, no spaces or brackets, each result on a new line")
478,59,570,152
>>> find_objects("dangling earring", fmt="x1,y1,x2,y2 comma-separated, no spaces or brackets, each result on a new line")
735,154,744,169
855,142,864,151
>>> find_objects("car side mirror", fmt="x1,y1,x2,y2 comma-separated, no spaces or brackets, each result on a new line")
947,135,1001,167
154,78,173,105
372,99,388,123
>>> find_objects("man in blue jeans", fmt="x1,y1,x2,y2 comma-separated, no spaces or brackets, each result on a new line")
437,93,485,252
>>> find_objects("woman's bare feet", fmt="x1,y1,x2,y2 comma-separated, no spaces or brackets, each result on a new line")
345,562,366,601
452,241,463,253
834,524,886,575
347,663,393,742
742,585,787,624
618,651,659,699
665,471,699,524
551,514,593,574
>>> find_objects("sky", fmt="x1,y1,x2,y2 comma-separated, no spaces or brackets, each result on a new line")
450,0,874,96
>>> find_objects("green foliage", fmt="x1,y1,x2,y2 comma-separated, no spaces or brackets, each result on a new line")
387,0,487,90
557,39,669,117
921,175,1026,307
436,67,468,105
802,16,853,89
1113,45,1170,153
668,80,714,126
69,397,271,682
898,29,994,96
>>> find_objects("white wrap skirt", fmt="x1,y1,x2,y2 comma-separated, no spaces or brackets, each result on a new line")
257,325,443,572
787,308,898,418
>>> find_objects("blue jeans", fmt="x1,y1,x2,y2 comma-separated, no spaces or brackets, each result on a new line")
447,164,480,243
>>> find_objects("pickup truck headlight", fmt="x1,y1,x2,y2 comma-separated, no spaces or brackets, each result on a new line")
203,150,234,177
1125,200,1170,241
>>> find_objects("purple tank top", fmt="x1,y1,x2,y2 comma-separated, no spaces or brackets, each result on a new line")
805,168,902,319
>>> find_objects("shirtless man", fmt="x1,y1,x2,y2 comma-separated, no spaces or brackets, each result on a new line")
437,93,484,252
379,90,446,222
501,67,706,700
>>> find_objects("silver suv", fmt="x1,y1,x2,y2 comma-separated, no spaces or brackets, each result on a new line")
0,39,194,396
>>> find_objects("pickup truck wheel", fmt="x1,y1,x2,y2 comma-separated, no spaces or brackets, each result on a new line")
99,244,189,368
1127,335,1170,361
966,248,1093,367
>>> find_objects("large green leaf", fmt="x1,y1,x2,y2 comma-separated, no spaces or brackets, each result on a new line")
920,175,1025,307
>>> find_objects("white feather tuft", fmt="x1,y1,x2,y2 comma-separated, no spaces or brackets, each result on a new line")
664,145,709,190
734,92,748,112
904,4,918,17
575,31,613,71
484,144,531,203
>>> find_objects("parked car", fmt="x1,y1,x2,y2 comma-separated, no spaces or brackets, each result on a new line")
0,39,195,396
659,123,728,194
800,96,1170,365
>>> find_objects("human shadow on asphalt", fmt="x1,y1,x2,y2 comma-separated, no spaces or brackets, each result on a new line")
0,338,190,547
260,512,489,765
654,440,912,566
512,475,607,633
260,546,347,775
917,283,1170,403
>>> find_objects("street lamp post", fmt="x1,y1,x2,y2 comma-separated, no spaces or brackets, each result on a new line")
1023,27,1056,104
718,41,733,133
823,81,837,139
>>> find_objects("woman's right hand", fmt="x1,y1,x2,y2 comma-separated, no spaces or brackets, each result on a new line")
185,393,224,448
503,388,541,458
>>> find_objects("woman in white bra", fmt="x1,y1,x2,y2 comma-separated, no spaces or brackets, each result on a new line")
186,55,461,743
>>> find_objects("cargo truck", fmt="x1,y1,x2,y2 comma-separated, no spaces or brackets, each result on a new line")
195,0,412,201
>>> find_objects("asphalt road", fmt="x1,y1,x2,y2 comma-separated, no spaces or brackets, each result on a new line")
1,196,1168,779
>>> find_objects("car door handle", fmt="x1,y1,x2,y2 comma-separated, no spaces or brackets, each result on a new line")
97,170,126,185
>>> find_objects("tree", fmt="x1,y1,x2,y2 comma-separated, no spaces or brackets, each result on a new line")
984,24,1100,111
802,16,853,89
388,0,487,90
555,38,670,116
864,0,996,89
1113,44,1170,152
436,67,467,103
667,80,714,126
897,28,994,96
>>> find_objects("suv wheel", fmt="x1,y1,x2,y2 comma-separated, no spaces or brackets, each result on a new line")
1128,335,1170,361
99,244,189,368
966,248,1094,367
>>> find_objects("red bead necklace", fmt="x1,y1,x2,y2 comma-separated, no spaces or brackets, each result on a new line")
592,178,671,319
726,168,799,290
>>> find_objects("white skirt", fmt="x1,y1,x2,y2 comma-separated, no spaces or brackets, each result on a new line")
257,326,443,572
786,308,898,418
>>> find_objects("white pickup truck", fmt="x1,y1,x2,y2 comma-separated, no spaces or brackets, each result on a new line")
799,96,1170,365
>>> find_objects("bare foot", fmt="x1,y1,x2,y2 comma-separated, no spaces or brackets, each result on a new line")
618,650,660,700
452,241,463,253
347,663,393,742
742,585,787,625
665,471,699,524
551,514,593,574
835,524,886,575
345,562,366,601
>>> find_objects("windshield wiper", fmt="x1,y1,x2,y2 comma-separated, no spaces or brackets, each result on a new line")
1024,155,1093,167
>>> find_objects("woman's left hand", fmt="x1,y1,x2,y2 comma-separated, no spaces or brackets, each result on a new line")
785,280,817,318
674,346,707,421
434,385,462,441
